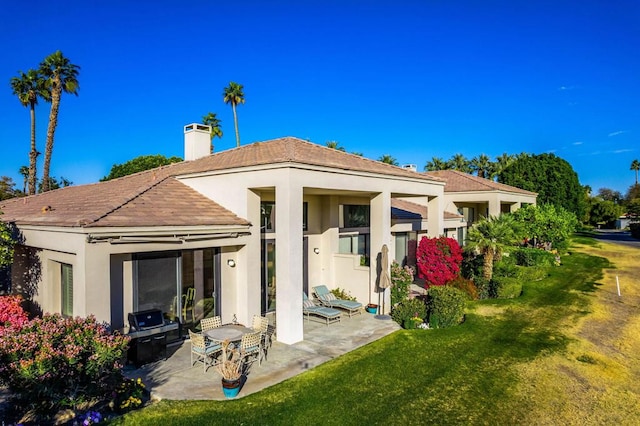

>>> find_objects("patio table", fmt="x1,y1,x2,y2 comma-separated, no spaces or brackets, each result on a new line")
204,324,253,343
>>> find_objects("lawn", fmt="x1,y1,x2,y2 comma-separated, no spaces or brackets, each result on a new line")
112,237,640,425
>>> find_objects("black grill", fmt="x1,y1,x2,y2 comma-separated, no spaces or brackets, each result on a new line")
127,309,179,366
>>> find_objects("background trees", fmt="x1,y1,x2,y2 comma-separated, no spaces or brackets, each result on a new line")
202,112,223,144
378,154,398,165
101,154,182,181
499,153,585,219
10,69,49,195
223,82,245,147
631,159,639,185
39,51,80,192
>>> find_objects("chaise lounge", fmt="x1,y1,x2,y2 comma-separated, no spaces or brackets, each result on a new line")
303,292,341,325
312,285,363,317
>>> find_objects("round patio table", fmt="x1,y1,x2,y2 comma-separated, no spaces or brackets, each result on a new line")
204,324,253,343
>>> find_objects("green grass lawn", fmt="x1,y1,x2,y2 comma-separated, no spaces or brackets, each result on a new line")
111,245,614,425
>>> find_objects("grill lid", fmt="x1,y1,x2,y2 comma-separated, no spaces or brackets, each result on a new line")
128,309,164,330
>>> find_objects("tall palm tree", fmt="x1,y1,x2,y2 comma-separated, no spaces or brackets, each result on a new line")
202,112,223,148
424,156,449,171
222,82,245,147
471,154,492,179
10,69,49,195
448,153,471,173
631,159,640,185
465,214,520,281
18,166,29,194
39,51,80,192
493,153,514,180
378,154,398,166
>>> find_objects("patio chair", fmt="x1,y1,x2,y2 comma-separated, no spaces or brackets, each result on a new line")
312,285,363,317
182,287,196,323
303,292,341,326
251,315,271,359
188,330,222,372
201,316,222,332
239,331,263,366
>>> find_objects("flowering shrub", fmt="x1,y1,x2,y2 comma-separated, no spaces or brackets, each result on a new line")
390,261,413,306
0,295,29,331
416,236,463,287
0,314,130,414
391,298,427,329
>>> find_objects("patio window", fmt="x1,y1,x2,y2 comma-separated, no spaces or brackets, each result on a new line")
343,205,370,228
338,233,370,266
61,263,73,317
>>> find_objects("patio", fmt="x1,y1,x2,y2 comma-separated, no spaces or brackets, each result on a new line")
124,312,400,401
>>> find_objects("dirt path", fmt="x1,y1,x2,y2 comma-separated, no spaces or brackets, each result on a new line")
516,240,640,425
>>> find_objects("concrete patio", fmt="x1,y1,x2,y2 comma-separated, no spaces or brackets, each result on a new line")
124,312,401,401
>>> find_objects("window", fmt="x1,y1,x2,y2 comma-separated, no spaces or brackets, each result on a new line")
343,205,370,228
61,263,73,317
260,201,308,232
338,233,370,265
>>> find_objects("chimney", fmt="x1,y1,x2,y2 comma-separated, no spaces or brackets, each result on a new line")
184,123,212,161
402,164,417,172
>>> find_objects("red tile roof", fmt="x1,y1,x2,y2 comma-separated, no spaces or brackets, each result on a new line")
1,137,443,228
424,170,537,195
391,198,462,220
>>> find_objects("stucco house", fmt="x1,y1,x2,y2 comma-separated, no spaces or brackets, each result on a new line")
1,125,468,345
425,169,537,235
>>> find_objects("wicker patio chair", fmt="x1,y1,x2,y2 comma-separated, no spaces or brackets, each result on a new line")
239,331,262,366
200,316,222,332
188,329,222,372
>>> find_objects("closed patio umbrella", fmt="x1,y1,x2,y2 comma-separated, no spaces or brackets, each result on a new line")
377,244,391,319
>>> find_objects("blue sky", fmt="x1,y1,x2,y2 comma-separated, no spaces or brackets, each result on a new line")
1,1,639,194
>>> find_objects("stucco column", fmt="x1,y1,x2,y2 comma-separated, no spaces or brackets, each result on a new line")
235,189,262,325
427,195,444,237
488,198,501,217
510,202,521,212
275,180,304,344
370,192,391,313
83,244,111,323
321,195,340,286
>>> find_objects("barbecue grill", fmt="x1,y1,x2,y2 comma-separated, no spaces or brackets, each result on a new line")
127,309,179,366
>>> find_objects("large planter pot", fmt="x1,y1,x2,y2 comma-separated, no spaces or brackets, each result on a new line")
221,378,241,399
366,304,378,314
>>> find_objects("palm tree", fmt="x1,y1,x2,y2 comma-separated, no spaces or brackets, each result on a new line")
378,154,398,166
10,69,49,195
222,82,245,147
202,112,223,148
471,154,492,179
631,159,640,185
326,141,346,151
493,153,514,180
18,166,29,194
39,51,80,192
465,214,520,281
448,153,471,173
424,156,449,171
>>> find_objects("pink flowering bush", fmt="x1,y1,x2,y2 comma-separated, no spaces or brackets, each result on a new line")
416,236,463,288
0,313,130,414
0,295,29,331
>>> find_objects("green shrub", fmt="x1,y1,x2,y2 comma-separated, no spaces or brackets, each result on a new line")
491,276,523,299
473,276,491,300
391,298,427,329
520,266,549,282
390,261,413,306
448,276,478,300
0,314,130,415
513,247,555,267
426,286,466,328
493,255,519,278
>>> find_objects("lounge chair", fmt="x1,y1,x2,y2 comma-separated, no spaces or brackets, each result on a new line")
312,285,363,317
303,292,341,325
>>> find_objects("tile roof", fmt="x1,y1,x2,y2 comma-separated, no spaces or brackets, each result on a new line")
0,137,443,228
424,170,537,195
391,199,462,220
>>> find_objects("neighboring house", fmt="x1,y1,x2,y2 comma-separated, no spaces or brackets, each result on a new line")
425,170,537,237
1,124,464,345
615,214,636,230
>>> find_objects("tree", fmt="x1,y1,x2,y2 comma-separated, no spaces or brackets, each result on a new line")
202,112,223,143
471,154,492,178
447,153,472,173
101,154,182,181
18,166,29,194
378,154,398,166
587,198,624,228
222,82,245,147
493,153,515,180
498,153,585,218
325,141,346,151
631,159,640,185
626,184,640,204
424,157,449,171
0,210,16,268
465,214,520,281
10,69,49,195
511,204,577,250
597,188,623,204
39,51,80,192
38,176,72,192
0,177,19,201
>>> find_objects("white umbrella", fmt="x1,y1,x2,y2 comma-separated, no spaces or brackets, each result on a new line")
378,244,391,317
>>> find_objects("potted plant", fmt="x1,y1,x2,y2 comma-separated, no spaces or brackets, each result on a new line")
366,303,378,314
216,340,243,398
